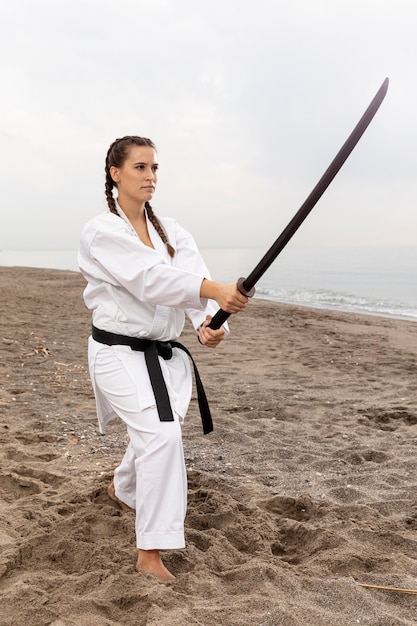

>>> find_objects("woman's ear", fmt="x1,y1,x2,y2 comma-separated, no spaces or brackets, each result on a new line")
110,166,120,183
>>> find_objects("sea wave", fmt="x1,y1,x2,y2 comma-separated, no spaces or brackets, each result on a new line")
255,285,417,321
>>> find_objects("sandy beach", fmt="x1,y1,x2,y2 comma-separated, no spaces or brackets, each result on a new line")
1,266,417,625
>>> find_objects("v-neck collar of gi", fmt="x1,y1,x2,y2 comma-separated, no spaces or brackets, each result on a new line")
115,201,167,258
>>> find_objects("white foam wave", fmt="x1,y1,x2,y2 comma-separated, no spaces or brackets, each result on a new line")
255,286,417,321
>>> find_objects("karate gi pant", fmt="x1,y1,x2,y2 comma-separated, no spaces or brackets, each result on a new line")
90,340,190,550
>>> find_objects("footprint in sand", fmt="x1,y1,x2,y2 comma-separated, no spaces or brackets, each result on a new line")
0,473,41,502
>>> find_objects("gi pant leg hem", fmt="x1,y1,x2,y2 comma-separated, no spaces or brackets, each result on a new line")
113,488,136,510
137,532,185,551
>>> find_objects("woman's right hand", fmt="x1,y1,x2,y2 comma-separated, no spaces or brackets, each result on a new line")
200,279,249,314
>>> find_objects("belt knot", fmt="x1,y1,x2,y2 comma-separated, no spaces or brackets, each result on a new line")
154,341,173,360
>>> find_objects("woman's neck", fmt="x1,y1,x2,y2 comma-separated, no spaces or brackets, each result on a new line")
117,196,146,222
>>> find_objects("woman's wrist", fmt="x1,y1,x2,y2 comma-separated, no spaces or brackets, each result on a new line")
200,278,219,301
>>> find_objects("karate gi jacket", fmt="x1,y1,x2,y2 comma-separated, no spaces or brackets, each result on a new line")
78,207,222,432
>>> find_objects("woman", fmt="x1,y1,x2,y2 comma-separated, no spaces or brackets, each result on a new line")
78,136,249,581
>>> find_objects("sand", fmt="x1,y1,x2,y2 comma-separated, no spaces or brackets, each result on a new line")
1,266,417,626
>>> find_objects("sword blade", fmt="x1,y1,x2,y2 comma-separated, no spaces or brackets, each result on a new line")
209,77,389,330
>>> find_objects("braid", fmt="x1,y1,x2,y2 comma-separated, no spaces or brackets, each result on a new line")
104,135,175,257
105,173,118,215
105,140,119,215
145,202,175,258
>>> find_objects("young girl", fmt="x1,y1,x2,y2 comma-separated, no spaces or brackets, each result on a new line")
78,136,249,581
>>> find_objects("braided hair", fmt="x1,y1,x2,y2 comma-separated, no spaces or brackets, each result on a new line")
105,136,175,257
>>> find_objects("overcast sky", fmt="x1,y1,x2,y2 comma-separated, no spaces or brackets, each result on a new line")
0,0,415,252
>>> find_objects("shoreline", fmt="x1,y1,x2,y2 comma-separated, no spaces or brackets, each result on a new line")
2,261,417,324
2,242,417,323
1,266,417,625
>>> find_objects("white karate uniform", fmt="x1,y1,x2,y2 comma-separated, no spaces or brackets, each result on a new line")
78,205,221,550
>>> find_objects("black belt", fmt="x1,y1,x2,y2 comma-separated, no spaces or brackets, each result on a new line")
91,326,213,434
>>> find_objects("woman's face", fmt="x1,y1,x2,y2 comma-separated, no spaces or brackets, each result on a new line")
110,145,159,207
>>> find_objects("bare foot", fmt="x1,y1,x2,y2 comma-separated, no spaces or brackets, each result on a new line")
107,481,134,512
136,549,175,582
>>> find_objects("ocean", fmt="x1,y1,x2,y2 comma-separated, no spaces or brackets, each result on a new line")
1,247,416,322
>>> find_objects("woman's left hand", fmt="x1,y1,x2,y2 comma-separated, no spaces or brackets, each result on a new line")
198,315,225,348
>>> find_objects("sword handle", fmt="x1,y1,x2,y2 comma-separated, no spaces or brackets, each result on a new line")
207,278,254,330
207,308,230,330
